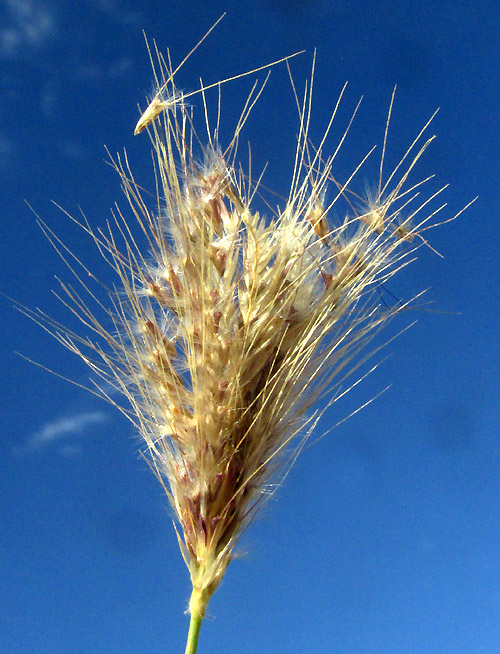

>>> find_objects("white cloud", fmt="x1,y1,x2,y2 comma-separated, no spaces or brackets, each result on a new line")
14,411,108,456
33,411,107,444
0,0,56,58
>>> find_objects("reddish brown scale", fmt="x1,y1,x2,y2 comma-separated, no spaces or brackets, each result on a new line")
321,271,333,289
211,470,226,498
207,197,223,233
212,311,222,331
165,265,182,294
148,280,173,305
209,246,226,275
210,515,222,531
216,380,228,404
197,515,208,543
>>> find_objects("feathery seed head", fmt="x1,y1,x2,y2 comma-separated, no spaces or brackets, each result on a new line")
28,33,467,622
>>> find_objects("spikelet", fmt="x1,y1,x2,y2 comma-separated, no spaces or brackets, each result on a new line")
24,26,471,648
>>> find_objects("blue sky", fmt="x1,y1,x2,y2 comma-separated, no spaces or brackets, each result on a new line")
1,1,499,653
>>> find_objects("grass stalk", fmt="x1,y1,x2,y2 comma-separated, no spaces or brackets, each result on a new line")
184,610,203,654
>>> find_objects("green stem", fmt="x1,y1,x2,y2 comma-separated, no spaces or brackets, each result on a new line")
184,611,203,654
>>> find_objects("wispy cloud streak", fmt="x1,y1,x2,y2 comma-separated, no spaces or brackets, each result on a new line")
0,0,56,58
14,411,108,456
32,412,107,444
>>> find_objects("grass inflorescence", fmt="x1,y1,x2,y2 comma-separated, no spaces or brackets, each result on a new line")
24,20,471,654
